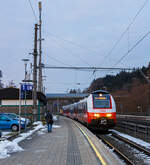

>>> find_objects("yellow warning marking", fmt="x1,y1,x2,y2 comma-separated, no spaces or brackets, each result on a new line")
73,122,107,165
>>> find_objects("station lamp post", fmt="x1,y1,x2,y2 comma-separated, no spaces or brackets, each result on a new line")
22,58,29,128
22,59,30,81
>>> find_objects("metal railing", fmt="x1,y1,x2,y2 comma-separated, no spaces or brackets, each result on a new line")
116,115,150,136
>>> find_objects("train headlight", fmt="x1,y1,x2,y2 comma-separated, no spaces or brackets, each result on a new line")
106,113,112,117
94,113,100,118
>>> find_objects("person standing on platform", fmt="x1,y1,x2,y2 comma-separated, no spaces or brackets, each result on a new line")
45,110,53,132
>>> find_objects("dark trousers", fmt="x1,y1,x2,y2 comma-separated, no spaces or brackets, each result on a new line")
47,123,52,132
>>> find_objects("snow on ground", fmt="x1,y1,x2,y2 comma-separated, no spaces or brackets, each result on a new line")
110,129,150,164
0,121,61,159
53,115,58,121
1,131,10,136
1,131,12,139
38,127,46,135
53,125,61,128
13,122,44,143
37,124,61,135
110,129,150,149
0,140,23,159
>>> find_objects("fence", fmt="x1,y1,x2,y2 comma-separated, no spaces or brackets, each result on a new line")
116,115,150,136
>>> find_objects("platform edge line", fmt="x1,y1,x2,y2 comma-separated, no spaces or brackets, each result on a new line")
73,121,107,165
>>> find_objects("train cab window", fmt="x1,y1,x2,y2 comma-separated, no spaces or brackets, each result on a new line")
92,94,111,108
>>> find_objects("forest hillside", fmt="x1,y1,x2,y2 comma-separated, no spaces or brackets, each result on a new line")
84,65,150,115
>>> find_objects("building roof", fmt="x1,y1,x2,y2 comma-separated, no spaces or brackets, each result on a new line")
46,93,88,99
0,88,47,105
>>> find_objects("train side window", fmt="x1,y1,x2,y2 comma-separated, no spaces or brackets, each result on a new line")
85,102,87,110
81,103,84,113
84,102,87,112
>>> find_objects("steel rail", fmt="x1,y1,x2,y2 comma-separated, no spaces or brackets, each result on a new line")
97,134,135,165
111,132,150,156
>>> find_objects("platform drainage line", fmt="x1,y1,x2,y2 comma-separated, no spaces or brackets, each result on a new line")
73,122,107,165
67,122,82,165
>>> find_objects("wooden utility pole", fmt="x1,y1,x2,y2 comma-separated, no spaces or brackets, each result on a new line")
38,1,43,92
33,24,38,122
147,62,150,112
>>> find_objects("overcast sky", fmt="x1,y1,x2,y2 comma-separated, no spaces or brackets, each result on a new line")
0,0,150,93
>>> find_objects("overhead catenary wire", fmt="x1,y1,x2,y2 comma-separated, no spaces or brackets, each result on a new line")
46,32,100,55
46,54,73,67
44,42,74,67
41,1,149,92
43,1,149,81
27,0,38,22
113,30,150,67
44,34,92,68
45,82,88,85
44,1,149,81
100,0,149,66
48,36,92,66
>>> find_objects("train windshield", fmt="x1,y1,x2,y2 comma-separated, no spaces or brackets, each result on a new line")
92,94,111,108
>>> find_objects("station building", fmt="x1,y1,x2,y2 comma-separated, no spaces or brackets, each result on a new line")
46,93,88,114
0,87,47,121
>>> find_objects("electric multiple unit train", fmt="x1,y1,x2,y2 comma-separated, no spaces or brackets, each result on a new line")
62,90,116,130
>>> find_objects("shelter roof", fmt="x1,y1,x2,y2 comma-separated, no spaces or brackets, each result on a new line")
0,88,46,105
46,93,88,99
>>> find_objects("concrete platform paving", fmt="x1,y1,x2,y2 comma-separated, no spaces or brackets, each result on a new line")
0,116,123,165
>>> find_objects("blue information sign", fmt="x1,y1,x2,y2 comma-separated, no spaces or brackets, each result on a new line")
21,84,33,99
21,84,33,91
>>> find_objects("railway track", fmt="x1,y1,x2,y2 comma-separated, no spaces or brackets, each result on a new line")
96,131,150,165
111,132,150,156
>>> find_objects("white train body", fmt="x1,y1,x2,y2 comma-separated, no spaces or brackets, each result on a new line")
63,90,116,130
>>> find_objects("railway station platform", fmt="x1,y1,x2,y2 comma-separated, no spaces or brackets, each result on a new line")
0,116,123,165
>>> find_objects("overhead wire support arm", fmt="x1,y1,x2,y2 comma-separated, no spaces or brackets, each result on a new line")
41,66,133,71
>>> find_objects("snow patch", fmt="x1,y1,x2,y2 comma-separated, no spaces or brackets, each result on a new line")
0,121,44,159
0,140,23,159
53,115,58,121
111,129,150,149
53,125,61,128
13,122,44,143
0,121,61,159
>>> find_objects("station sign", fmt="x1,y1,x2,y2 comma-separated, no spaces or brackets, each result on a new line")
21,84,33,91
21,84,33,99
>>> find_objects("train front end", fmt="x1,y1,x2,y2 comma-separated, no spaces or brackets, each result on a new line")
87,90,116,130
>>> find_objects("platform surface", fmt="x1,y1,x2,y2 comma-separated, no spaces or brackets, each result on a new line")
0,116,123,165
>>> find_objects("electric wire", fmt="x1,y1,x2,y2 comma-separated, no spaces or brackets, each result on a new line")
100,0,149,66
44,37,74,67
43,1,148,91
48,36,92,66
27,0,38,22
46,55,73,67
45,82,88,85
46,32,100,55
113,30,150,66
43,0,149,76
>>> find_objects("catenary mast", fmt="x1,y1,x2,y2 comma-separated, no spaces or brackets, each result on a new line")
38,1,43,92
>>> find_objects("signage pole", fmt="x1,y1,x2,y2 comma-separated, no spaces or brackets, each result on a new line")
19,83,21,134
